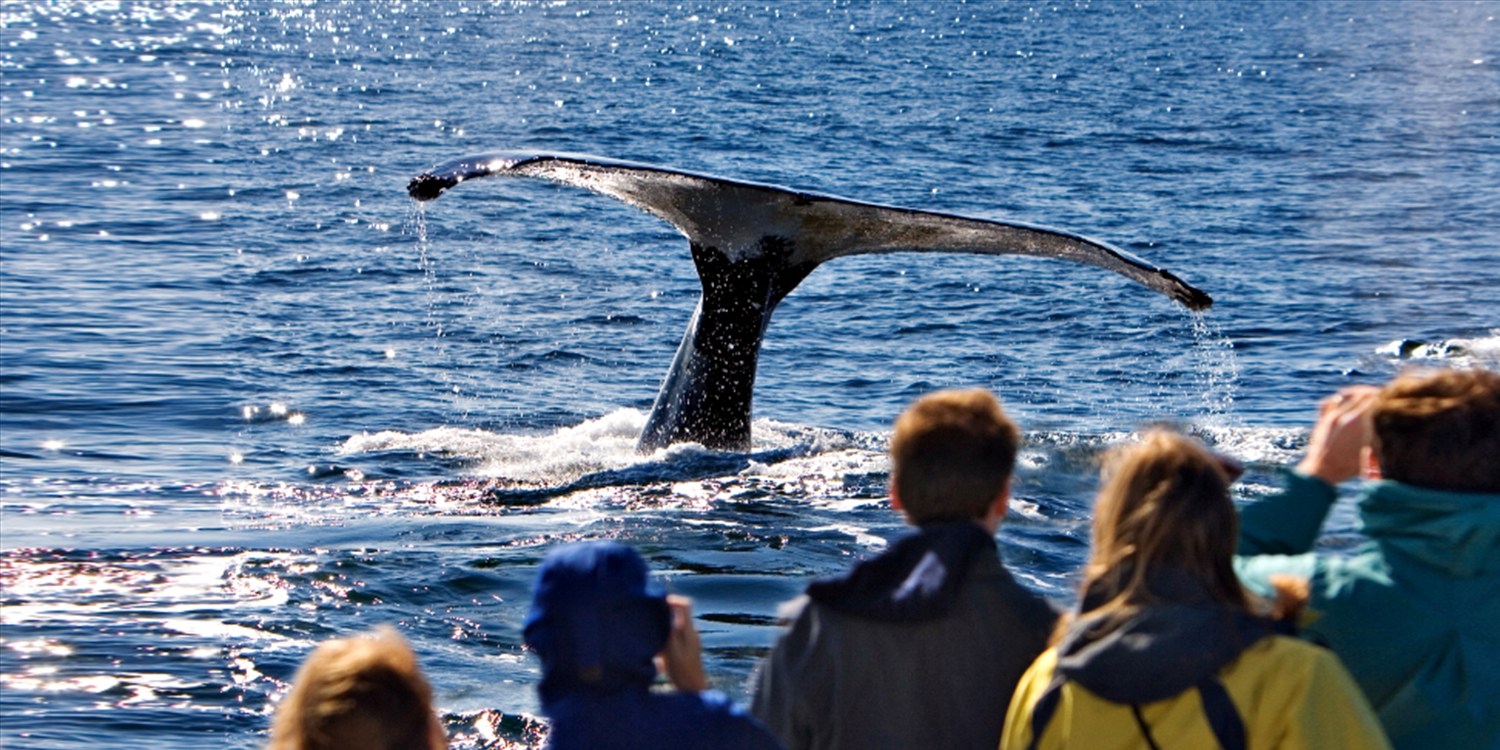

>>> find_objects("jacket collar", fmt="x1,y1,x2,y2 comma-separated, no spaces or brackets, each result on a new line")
1056,570,1283,705
805,521,999,622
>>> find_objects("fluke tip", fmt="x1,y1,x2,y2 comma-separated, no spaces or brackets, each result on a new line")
407,173,455,201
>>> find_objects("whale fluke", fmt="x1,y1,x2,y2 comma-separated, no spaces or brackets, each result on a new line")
408,151,1212,451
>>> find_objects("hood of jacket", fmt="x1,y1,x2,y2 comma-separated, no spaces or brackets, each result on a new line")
805,521,998,622
1055,570,1285,705
523,542,671,707
1359,480,1500,578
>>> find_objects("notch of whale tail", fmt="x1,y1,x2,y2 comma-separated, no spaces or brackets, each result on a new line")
408,151,1214,452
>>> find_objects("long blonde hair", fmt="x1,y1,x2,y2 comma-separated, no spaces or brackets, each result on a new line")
268,627,445,750
1068,430,1251,639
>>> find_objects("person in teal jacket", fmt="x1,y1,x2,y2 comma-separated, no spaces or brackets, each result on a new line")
1236,367,1500,750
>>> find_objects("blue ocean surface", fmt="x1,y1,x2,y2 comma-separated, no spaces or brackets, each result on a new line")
1,1,1497,747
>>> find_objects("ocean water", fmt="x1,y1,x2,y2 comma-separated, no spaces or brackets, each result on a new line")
1,1,1497,747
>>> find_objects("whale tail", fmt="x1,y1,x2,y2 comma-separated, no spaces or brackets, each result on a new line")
409,152,1212,451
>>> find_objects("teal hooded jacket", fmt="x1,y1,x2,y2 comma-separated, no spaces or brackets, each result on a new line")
1236,472,1500,750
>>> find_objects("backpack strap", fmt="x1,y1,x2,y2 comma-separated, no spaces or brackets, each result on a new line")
1196,677,1247,750
1024,673,1068,750
1130,704,1164,750
1029,674,1246,750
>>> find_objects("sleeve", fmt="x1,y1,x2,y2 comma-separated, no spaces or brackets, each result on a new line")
750,600,824,750
1275,647,1392,750
1236,469,1340,556
1000,650,1058,750
1233,551,1319,600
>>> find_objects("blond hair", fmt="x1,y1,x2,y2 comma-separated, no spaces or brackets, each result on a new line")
1074,430,1250,636
1372,368,1500,492
268,627,444,750
889,388,1020,523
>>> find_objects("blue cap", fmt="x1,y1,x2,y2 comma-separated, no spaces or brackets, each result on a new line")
523,542,671,704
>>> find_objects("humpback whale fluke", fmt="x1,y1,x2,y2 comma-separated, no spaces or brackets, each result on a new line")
408,151,1212,452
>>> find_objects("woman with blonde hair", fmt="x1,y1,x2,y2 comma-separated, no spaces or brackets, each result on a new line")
267,627,447,750
1001,429,1389,750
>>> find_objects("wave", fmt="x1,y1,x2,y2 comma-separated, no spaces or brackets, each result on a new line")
329,407,1305,509
1376,329,1500,367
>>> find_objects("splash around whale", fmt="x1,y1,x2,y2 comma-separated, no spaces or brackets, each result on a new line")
408,151,1212,452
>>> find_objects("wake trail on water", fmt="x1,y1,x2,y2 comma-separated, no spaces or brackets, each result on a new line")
337,410,879,500
329,407,1316,515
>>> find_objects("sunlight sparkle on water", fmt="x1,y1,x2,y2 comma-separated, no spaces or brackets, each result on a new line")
7,639,73,657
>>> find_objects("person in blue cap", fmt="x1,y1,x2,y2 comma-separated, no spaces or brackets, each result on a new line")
523,541,785,750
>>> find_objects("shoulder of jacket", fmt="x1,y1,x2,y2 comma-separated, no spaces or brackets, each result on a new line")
1228,634,1332,680
972,560,1061,621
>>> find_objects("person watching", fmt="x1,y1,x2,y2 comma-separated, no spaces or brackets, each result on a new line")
267,626,448,750
1003,429,1389,750
1236,367,1500,750
524,541,784,750
752,388,1058,750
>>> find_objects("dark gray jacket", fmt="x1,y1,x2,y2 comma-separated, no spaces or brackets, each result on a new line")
751,523,1058,750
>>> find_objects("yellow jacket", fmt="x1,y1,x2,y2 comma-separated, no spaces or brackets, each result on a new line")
1002,635,1390,750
